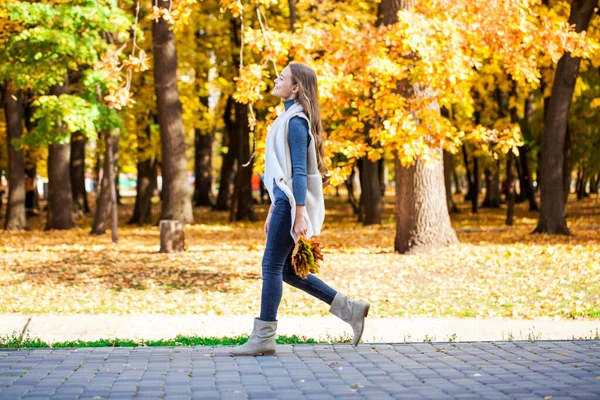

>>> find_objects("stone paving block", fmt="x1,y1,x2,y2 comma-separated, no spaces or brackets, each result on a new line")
0,340,598,399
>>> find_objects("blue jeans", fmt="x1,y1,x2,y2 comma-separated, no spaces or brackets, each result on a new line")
260,198,337,322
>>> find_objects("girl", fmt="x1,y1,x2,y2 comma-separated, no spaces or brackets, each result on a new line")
230,63,370,356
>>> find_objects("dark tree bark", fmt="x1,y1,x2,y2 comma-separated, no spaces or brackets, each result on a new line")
91,132,119,235
472,156,480,214
517,145,538,211
590,174,599,194
230,100,256,222
576,166,588,200
288,0,297,32
359,155,382,225
534,0,596,235
563,125,573,206
3,85,27,230
129,121,158,225
516,95,538,210
70,132,89,217
356,158,365,223
481,162,501,208
93,149,102,195
115,167,122,205
443,150,458,213
462,146,474,201
228,17,255,222
345,166,360,215
452,159,462,195
505,86,519,225
46,81,75,230
506,154,516,226
23,95,40,215
214,96,236,211
129,158,157,225
153,0,194,224
193,128,214,207
379,159,386,196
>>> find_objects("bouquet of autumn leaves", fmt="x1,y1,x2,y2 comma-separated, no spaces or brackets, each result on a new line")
291,236,324,279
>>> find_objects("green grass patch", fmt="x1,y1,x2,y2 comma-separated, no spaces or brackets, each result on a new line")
0,331,319,349
587,308,600,318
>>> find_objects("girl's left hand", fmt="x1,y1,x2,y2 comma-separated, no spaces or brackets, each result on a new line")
293,215,307,237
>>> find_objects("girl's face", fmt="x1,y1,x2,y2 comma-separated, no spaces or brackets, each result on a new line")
272,66,298,101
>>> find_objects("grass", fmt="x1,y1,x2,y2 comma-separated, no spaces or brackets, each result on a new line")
0,331,319,349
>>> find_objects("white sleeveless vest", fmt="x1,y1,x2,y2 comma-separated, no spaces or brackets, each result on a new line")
263,102,325,242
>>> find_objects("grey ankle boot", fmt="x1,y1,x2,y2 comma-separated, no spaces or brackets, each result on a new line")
329,292,370,346
229,318,277,356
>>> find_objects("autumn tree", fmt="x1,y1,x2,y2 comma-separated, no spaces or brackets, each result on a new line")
0,0,134,231
228,0,591,254
534,0,598,235
152,0,194,224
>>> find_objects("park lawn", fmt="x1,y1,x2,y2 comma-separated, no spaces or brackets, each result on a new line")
0,191,598,319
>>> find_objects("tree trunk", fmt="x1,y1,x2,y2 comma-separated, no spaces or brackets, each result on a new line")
506,89,518,225
91,132,119,235
115,167,122,205
492,161,501,206
452,159,461,195
3,85,27,231
506,154,516,226
159,220,185,253
46,81,75,230
516,94,538,210
70,132,89,217
108,133,118,243
94,148,102,195
153,0,194,224
356,158,365,223
462,146,475,201
443,150,458,213
129,122,157,225
518,146,538,211
563,125,573,206
359,156,382,225
472,157,479,213
346,166,360,215
535,0,596,234
230,101,256,222
129,158,157,225
590,174,599,195
481,168,493,207
576,167,588,200
482,163,501,208
394,154,458,254
193,128,214,207
24,95,40,215
288,0,297,32
379,157,387,196
215,96,236,211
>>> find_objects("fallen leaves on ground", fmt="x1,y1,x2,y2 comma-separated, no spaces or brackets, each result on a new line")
0,194,598,319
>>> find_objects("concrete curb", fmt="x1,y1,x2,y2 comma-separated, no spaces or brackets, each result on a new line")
2,314,599,344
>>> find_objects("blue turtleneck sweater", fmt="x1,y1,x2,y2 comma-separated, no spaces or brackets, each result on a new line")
272,99,311,206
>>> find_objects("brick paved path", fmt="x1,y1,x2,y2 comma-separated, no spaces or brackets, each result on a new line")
1,341,599,399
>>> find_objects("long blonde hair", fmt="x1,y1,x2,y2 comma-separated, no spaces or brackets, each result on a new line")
289,63,328,177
